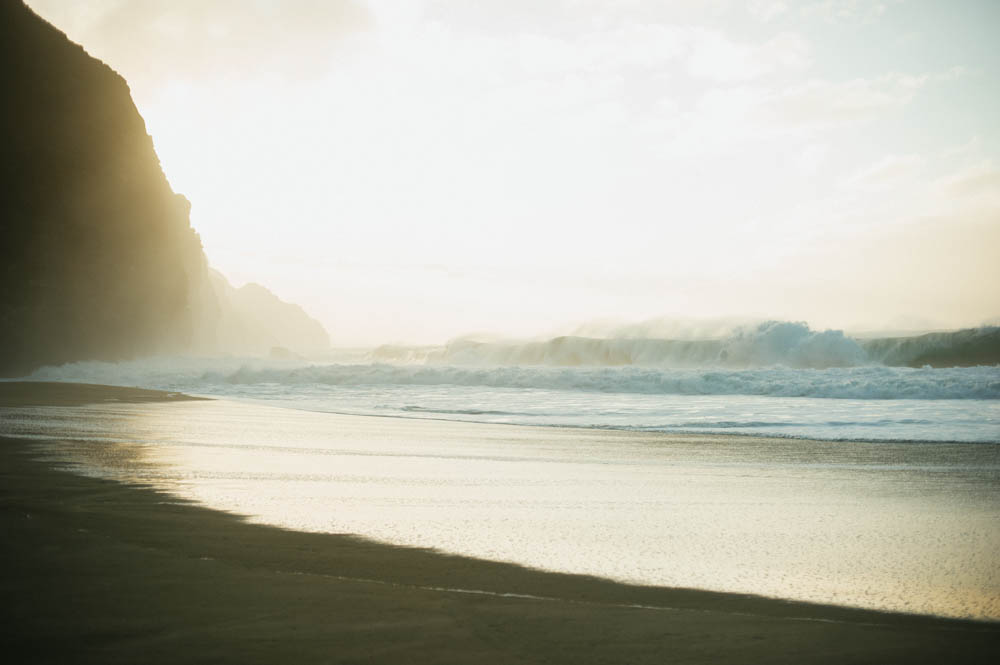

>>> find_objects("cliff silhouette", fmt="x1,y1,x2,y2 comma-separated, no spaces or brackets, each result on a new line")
0,2,328,376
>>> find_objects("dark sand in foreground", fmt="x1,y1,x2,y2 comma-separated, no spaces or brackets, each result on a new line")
1,382,997,664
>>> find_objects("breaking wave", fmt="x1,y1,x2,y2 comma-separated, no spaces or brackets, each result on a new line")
18,322,1000,401
372,322,1000,369
18,321,999,442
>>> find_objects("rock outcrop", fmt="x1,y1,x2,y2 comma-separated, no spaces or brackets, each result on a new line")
208,271,330,357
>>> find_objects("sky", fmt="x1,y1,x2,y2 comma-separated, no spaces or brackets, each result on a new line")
26,0,1000,345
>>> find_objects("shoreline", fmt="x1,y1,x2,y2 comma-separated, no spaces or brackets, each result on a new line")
2,381,999,662
263,403,1000,445
0,380,211,407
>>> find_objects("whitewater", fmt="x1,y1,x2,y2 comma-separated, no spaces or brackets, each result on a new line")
21,322,1000,443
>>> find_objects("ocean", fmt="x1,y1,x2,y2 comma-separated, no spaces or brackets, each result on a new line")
22,322,1000,443
24,363,1000,442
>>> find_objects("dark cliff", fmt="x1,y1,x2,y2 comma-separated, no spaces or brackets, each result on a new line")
0,1,210,375
0,2,328,376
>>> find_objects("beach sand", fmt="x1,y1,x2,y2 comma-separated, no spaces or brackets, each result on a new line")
1,382,997,663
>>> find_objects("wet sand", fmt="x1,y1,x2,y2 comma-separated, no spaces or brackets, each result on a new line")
0,382,997,663
0,380,210,406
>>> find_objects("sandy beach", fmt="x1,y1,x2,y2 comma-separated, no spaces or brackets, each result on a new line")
0,381,997,663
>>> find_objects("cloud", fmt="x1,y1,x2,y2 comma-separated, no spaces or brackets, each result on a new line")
935,161,1000,201
419,0,736,34
844,154,925,189
916,160,1000,222
748,1,789,23
677,71,926,150
801,0,898,24
761,73,926,130
686,29,810,81
26,0,369,91
396,1,811,85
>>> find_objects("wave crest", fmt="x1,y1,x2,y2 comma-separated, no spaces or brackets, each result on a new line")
372,322,999,369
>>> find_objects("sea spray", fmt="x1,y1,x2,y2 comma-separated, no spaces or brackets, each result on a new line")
19,321,1000,442
373,322,999,369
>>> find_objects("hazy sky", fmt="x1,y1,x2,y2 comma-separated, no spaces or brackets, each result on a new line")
27,0,1000,344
